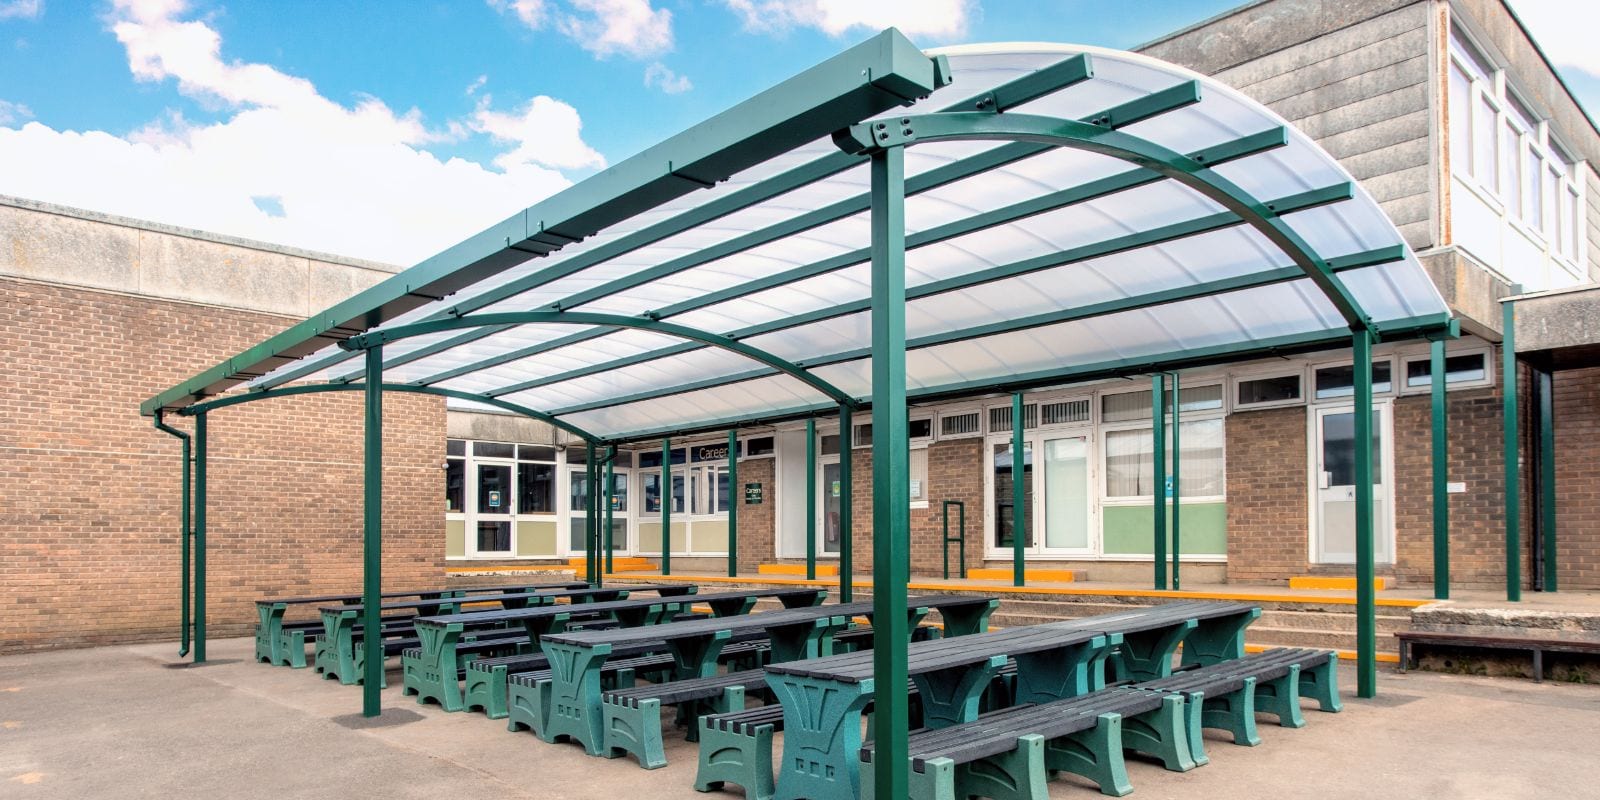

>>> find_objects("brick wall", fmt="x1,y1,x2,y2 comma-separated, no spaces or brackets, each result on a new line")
0,277,444,652
837,438,986,578
1554,366,1600,589
734,456,776,573
1225,405,1310,582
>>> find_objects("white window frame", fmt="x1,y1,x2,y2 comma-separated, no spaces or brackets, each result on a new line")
1231,366,1308,411
1097,393,1227,507
935,405,985,441
1396,344,1494,395
1309,356,1398,403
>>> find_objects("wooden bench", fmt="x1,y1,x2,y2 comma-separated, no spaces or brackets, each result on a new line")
1396,629,1600,682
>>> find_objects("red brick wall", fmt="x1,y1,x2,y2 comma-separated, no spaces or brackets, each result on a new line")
1554,366,1600,589
0,278,444,652
734,456,776,573
1224,405,1309,582
837,438,986,578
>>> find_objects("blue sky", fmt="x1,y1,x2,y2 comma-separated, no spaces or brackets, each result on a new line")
0,0,1594,264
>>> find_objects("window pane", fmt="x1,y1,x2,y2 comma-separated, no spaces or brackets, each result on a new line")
476,521,510,553
1101,391,1152,422
1237,374,1301,405
1568,186,1582,259
745,436,775,457
820,434,840,456
992,442,1032,547
909,448,928,502
609,471,628,512
638,450,661,469
1406,353,1487,387
477,463,512,513
1177,419,1225,497
1502,122,1521,212
642,473,661,513
909,418,933,440
852,424,871,446
517,445,555,462
1177,384,1223,413
1546,167,1560,238
474,441,514,459
517,462,554,514
1105,428,1153,497
1043,438,1089,549
1474,93,1497,188
716,470,729,514
445,459,465,512
568,470,589,512
1448,63,1471,174
446,438,466,457
566,446,588,465
1528,149,1544,228
1314,362,1392,399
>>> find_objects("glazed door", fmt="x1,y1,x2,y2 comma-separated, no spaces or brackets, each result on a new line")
1313,405,1394,564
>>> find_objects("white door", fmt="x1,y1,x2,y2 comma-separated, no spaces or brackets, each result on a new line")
1312,404,1394,564
987,433,1093,557
471,460,514,557
816,456,842,556
568,466,631,556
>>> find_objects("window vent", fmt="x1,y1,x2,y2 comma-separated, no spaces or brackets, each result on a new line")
1039,400,1089,426
939,411,982,438
989,404,1038,431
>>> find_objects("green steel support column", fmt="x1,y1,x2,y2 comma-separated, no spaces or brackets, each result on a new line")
154,412,193,657
1152,375,1167,590
604,446,616,578
193,412,208,664
1538,367,1556,592
1431,339,1450,600
839,405,854,602
806,417,817,580
661,437,672,576
868,144,911,800
361,345,384,717
586,441,598,585
1170,372,1182,591
727,430,738,577
1352,330,1377,698
1503,301,1521,602
1011,391,1026,587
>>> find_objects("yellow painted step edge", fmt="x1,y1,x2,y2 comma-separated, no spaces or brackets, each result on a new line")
968,568,1077,582
758,563,840,577
1289,576,1387,591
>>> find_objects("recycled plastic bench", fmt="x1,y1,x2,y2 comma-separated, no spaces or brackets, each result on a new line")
537,596,999,761
403,588,694,710
1045,600,1262,683
1396,629,1600,683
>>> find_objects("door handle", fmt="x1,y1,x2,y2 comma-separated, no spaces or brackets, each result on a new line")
1318,471,1331,490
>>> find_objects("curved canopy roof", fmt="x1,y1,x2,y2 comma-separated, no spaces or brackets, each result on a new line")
148,32,1452,443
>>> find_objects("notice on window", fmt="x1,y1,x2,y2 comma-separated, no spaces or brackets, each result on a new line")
908,479,921,497
831,480,841,497
488,490,502,508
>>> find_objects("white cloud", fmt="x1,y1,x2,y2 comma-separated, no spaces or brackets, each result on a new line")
472,94,606,171
0,0,607,265
0,0,41,21
0,99,30,126
465,74,488,96
491,0,673,59
643,62,692,94
722,0,973,39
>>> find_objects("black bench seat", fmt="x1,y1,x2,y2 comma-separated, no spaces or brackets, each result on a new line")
596,669,773,768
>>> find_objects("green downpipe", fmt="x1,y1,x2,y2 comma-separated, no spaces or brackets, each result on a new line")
1352,330,1376,698
1011,391,1025,587
868,144,910,800
193,411,208,664
1170,372,1181,591
839,405,853,602
1152,374,1167,590
152,412,192,657
362,345,384,717
726,430,738,577
1430,339,1450,600
806,417,817,581
1502,301,1520,602
661,437,671,576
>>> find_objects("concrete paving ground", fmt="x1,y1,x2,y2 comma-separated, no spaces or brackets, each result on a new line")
2,637,1597,799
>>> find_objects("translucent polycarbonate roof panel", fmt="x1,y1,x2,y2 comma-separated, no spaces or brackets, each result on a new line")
188,39,1450,442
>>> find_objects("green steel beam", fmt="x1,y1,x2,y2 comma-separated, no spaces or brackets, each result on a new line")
150,29,948,412
1536,366,1556,591
152,412,193,657
726,430,738,578
175,382,601,444
362,345,384,717
838,404,854,603
838,111,1375,333
416,126,1286,395
1011,391,1026,587
337,311,857,409
337,56,1110,387
603,315,1457,446
661,437,672,576
193,411,208,664
806,417,817,581
868,143,911,800
547,239,1397,419
1352,329,1376,698
1503,301,1521,602
1431,338,1450,600
1152,374,1167,590
1170,371,1182,591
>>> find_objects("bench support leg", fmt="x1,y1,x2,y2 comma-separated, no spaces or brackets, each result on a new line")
1198,678,1260,748
463,665,509,718
1114,621,1195,682
603,698,669,768
540,642,613,755
351,644,389,688
1180,609,1262,668
255,603,285,664
937,598,999,638
279,629,308,669
1012,637,1107,703
401,624,463,710
769,674,874,800
1298,655,1343,712
324,611,360,685
1119,694,1196,772
1252,663,1307,728
672,685,747,743
695,719,776,800
957,734,1048,800
912,657,1005,729
1043,713,1133,797
507,678,551,737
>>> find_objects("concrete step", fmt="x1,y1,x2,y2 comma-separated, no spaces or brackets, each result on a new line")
1245,625,1399,654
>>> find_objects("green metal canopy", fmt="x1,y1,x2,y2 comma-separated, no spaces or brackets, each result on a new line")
146,29,1452,790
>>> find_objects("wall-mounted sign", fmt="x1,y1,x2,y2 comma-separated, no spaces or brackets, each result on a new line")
744,482,763,505
693,444,731,463
488,490,502,508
